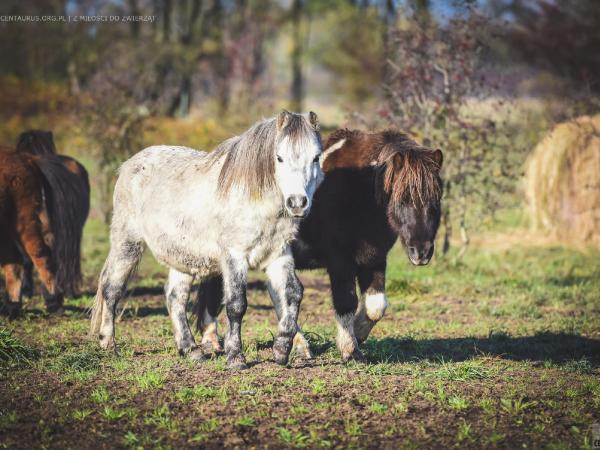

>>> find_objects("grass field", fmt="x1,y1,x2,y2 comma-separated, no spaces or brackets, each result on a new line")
1,218,599,449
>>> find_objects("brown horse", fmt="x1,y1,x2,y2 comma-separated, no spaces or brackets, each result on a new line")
0,151,63,316
0,131,89,316
193,129,443,362
15,130,90,298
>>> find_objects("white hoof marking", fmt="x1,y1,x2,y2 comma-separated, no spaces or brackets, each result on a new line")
365,293,387,321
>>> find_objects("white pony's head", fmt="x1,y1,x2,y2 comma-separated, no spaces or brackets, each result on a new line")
274,110,323,218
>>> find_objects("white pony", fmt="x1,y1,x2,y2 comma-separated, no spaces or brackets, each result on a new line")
91,111,324,369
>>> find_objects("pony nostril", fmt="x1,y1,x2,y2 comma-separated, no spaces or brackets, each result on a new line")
425,243,434,258
286,195,308,210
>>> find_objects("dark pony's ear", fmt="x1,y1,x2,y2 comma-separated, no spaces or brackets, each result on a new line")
277,110,291,130
308,111,319,130
432,149,443,169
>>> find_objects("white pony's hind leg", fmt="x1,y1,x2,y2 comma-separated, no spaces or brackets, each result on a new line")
91,238,144,351
165,269,204,361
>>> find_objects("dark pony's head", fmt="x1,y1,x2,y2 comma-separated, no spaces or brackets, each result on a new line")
374,131,443,265
16,130,57,156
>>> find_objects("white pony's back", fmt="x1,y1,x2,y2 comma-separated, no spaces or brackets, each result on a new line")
114,144,292,276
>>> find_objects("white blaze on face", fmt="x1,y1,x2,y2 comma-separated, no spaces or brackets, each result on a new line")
275,134,322,216
365,292,388,321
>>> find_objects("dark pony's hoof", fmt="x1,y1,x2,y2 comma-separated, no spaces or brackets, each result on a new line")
200,341,224,356
0,302,23,320
343,349,367,364
227,354,248,370
45,294,64,314
186,347,206,363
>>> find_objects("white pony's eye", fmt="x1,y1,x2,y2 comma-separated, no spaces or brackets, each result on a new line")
313,155,320,164
277,155,283,163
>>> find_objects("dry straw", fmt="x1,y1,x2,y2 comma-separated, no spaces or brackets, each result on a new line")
525,114,600,246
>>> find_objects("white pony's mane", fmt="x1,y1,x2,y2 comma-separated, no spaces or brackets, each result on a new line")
206,113,318,197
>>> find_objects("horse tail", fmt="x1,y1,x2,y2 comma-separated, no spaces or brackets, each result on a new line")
34,155,90,297
191,276,224,332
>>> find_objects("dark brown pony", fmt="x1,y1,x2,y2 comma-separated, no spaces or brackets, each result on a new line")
0,131,89,316
0,151,62,316
15,130,90,299
193,129,443,362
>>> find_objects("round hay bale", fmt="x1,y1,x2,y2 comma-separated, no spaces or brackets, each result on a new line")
525,114,600,245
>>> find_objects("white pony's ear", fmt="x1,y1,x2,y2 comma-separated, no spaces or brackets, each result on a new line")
320,138,346,169
277,110,291,130
308,111,319,130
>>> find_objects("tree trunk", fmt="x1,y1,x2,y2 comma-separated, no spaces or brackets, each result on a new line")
128,0,141,38
412,0,430,27
290,0,304,112
382,0,397,98
442,180,452,255
162,0,172,43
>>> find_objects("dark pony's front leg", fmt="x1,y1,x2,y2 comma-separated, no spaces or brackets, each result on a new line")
355,263,387,344
0,237,24,319
265,251,304,365
328,261,367,363
221,256,249,370
16,208,63,313
16,243,34,298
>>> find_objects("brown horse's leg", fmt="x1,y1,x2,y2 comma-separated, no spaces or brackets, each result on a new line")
16,213,63,313
328,261,366,363
355,263,387,344
0,240,24,318
20,257,34,298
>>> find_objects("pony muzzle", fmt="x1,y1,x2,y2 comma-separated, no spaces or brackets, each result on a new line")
285,194,309,217
407,242,434,266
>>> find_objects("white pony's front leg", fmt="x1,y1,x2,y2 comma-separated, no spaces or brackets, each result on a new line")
266,275,313,360
265,249,304,365
221,255,249,370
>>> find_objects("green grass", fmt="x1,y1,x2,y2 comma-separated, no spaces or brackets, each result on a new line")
90,386,110,403
1,219,599,449
175,385,219,402
0,328,39,367
134,370,166,390
448,395,470,411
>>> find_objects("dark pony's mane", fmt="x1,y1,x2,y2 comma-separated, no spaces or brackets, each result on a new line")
16,130,57,155
324,129,442,207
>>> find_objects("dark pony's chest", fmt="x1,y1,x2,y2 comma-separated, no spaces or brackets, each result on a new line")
293,168,397,270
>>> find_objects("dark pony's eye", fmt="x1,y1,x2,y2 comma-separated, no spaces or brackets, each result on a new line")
277,155,283,163
313,155,320,164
